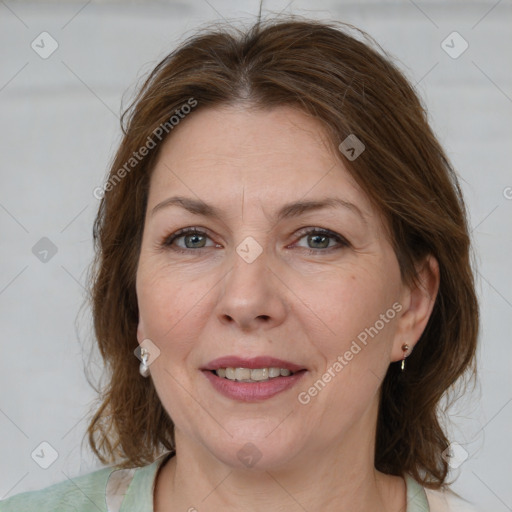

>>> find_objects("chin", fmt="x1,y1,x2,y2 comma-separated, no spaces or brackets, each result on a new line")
204,430,303,471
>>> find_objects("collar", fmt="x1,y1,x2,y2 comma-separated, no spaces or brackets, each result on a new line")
105,453,430,512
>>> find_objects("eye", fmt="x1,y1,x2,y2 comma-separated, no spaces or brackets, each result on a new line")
292,227,349,254
161,227,219,252
160,226,349,255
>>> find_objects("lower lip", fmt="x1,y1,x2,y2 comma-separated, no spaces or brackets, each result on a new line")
202,370,307,402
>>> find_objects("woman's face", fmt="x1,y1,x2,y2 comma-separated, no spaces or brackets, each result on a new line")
136,104,413,470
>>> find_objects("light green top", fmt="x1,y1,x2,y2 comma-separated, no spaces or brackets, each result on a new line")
0,451,430,511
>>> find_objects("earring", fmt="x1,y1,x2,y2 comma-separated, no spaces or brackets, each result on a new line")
401,344,409,372
139,347,150,378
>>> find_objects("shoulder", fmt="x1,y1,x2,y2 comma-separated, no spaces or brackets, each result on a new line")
0,452,172,512
0,465,116,512
425,487,481,512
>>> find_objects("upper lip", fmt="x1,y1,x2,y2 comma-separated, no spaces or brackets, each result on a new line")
202,356,306,373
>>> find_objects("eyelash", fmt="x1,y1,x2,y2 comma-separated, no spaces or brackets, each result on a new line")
160,226,349,255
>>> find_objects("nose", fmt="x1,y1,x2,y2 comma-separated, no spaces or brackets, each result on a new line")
214,241,288,332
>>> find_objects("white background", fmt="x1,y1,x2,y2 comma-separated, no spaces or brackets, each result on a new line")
0,1,511,511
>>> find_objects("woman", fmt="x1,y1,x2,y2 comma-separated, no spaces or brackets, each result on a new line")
0,15,479,512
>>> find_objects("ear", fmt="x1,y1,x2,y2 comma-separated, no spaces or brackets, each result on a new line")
137,317,146,345
391,255,440,362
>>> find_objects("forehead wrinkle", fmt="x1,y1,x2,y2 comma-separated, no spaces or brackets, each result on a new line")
151,194,367,227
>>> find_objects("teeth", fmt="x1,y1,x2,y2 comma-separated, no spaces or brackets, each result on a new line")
251,368,268,381
268,367,281,378
214,367,295,382
234,368,251,380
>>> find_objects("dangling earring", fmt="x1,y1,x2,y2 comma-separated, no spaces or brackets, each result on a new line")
401,344,409,372
139,347,150,378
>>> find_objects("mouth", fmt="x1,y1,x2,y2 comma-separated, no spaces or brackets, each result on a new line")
201,356,307,401
208,366,303,382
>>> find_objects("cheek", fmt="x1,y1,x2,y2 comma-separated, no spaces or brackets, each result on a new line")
136,262,216,353
136,267,206,414
295,274,399,433
137,259,177,319
306,271,397,342
300,263,401,389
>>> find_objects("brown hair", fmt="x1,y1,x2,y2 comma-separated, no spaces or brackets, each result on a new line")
85,15,478,489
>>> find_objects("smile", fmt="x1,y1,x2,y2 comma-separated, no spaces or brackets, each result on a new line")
201,355,307,401
214,367,294,381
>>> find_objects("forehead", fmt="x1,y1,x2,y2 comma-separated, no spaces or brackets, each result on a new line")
148,105,370,215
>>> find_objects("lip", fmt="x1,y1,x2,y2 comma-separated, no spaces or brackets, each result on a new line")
201,356,308,402
201,356,306,373
202,368,307,402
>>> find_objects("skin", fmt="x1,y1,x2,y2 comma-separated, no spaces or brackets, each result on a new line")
135,104,439,512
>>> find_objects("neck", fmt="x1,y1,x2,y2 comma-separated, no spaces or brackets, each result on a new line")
154,400,406,512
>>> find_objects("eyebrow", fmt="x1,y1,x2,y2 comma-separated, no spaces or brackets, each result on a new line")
151,195,367,224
